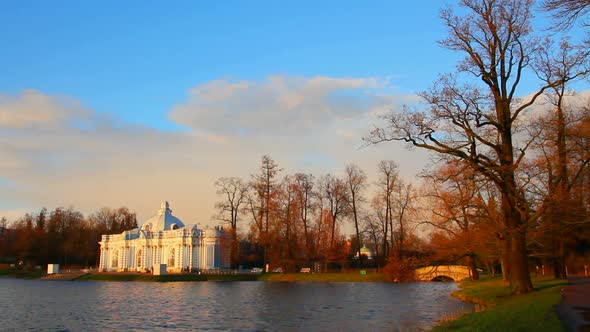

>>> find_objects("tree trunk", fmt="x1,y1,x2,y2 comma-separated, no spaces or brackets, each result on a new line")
507,225,533,294
467,254,479,280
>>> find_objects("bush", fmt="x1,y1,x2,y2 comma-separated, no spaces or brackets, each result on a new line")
383,257,419,282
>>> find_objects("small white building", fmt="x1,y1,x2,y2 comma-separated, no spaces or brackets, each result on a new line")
98,201,230,273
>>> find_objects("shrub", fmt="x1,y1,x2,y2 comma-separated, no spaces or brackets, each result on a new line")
383,257,418,282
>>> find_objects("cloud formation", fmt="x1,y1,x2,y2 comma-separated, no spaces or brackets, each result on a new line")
169,76,388,136
0,90,90,129
0,77,426,230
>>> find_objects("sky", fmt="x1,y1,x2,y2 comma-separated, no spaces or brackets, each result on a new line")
1,1,588,229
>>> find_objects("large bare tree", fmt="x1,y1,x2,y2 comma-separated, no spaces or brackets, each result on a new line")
319,174,349,249
533,39,589,277
214,176,248,268
374,160,400,258
294,173,315,266
345,164,368,267
250,155,281,267
365,0,586,294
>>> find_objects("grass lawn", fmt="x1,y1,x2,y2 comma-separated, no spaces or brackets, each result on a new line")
258,272,386,282
432,275,568,332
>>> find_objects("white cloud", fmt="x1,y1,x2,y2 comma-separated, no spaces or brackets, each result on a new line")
169,76,390,136
0,79,428,233
0,90,90,128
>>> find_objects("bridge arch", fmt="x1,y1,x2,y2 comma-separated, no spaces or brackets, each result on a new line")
415,265,471,282
431,275,455,282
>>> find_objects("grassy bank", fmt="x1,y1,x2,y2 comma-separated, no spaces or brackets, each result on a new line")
432,275,567,331
259,272,386,282
0,268,385,282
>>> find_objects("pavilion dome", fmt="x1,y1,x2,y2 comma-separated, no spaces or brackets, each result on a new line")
140,201,185,232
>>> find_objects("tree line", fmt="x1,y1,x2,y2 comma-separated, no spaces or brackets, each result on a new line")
214,156,425,274
0,207,137,268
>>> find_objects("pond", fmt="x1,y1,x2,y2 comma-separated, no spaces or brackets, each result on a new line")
0,279,473,331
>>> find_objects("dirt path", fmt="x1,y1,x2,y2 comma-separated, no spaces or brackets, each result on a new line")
556,276,590,332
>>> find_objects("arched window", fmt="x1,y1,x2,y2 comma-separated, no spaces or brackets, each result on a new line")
112,250,119,268
168,248,175,267
137,250,142,268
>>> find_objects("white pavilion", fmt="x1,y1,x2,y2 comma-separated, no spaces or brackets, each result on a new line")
98,201,230,273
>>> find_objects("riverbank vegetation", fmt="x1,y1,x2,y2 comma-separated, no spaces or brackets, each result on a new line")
432,276,567,331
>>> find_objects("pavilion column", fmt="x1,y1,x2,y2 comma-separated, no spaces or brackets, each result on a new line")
99,248,106,271
142,246,147,270
188,245,193,271
178,244,184,270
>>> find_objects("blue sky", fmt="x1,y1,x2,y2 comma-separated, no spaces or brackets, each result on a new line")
2,1,451,130
1,1,588,226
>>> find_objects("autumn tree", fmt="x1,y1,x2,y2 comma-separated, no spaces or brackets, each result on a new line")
392,180,415,260
421,161,497,279
373,160,400,258
532,39,589,277
365,0,588,294
362,212,383,259
273,175,304,271
293,173,315,266
250,155,281,267
319,174,349,249
345,164,367,267
214,177,248,268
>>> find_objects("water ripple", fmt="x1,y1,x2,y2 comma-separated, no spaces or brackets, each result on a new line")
0,279,473,331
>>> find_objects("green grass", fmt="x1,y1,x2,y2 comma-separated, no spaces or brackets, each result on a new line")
258,272,386,282
432,275,568,332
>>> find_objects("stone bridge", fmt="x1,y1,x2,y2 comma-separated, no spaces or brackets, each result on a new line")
415,265,471,281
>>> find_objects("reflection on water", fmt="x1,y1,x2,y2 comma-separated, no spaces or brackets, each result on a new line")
0,279,473,331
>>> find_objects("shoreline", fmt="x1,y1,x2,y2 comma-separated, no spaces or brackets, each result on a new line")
430,275,568,331
1,269,386,282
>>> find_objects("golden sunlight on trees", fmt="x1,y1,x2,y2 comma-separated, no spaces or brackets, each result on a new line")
214,177,248,268
344,164,367,267
365,0,589,294
0,207,137,268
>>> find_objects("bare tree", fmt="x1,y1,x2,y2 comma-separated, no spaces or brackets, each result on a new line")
374,160,400,258
542,0,590,29
534,39,589,277
319,174,349,249
214,176,248,268
365,0,585,294
345,164,368,267
294,173,315,266
251,155,281,267
392,180,415,260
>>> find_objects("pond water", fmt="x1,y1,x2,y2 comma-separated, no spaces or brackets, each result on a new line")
0,279,473,331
